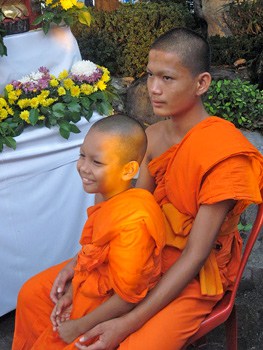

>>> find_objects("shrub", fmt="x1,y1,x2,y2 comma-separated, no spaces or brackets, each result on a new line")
224,0,263,36
73,2,195,78
203,79,263,132
209,33,263,66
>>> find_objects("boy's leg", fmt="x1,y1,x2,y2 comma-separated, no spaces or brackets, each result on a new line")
119,278,222,350
12,260,70,350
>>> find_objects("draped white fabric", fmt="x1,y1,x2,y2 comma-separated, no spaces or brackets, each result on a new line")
0,113,103,315
0,26,81,94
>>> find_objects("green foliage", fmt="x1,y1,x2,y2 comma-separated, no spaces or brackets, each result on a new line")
33,0,91,35
224,0,263,36
203,79,263,132
209,33,263,66
73,2,195,78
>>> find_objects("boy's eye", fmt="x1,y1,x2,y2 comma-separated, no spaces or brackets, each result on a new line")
163,76,172,81
146,71,153,77
93,160,103,165
79,152,85,158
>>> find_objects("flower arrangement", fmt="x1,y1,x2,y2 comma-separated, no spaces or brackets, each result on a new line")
34,0,92,34
0,60,117,152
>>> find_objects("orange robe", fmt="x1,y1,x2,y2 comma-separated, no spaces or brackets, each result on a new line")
118,117,263,349
12,188,165,350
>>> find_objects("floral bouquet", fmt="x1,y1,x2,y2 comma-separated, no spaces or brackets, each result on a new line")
33,0,91,34
0,60,117,152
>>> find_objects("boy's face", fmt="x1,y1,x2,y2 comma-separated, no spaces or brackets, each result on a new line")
146,49,200,119
77,129,127,200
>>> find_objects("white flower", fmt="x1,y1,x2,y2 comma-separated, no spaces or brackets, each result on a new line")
71,60,98,76
19,71,44,83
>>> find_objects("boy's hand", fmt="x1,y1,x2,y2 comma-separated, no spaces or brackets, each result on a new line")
58,318,83,344
75,318,128,350
50,257,77,303
51,292,72,331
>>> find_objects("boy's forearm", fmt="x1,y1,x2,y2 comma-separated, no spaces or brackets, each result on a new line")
77,293,135,334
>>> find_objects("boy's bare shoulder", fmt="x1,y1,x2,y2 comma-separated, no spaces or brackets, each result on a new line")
146,120,168,139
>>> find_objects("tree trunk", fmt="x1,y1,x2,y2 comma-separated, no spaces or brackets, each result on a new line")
95,0,120,11
194,0,233,37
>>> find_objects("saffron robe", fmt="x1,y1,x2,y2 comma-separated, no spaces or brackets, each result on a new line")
118,117,263,349
12,188,165,350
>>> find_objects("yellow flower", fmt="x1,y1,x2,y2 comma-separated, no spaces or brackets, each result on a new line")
50,79,59,87
60,0,76,11
41,98,57,107
70,85,80,97
58,70,69,79
63,78,74,89
76,1,84,9
16,89,22,97
101,67,110,83
0,97,7,108
18,99,31,109
80,84,93,95
30,97,40,109
39,90,50,99
58,87,66,96
8,91,20,102
0,108,8,121
19,110,30,124
7,107,14,116
97,80,107,91
5,84,14,92
39,115,45,121
45,0,53,5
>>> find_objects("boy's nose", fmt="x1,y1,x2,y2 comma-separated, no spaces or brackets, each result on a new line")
148,78,161,95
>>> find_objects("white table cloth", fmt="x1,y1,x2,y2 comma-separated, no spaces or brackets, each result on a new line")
0,26,81,94
0,113,103,316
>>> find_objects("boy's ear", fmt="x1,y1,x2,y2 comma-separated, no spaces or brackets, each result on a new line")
196,72,211,96
122,161,139,181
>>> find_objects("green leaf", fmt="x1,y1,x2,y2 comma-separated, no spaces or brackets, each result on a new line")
43,22,50,35
59,120,71,132
59,127,70,140
68,101,81,113
29,109,39,126
3,136,16,150
70,124,81,134
82,108,94,121
52,103,66,118
80,97,91,110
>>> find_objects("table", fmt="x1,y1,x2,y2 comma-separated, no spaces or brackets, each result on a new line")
0,113,103,316
0,26,81,94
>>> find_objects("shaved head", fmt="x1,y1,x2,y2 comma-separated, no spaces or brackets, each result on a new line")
151,27,210,76
89,114,147,164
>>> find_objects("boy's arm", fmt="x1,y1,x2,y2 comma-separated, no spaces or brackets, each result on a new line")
75,199,235,349
58,293,135,343
50,255,77,303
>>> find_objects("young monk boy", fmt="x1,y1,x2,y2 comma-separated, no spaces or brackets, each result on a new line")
13,28,263,350
71,28,263,350
12,114,165,349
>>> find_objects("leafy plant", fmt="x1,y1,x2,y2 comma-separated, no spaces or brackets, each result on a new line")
203,79,263,132
73,1,195,78
224,0,263,36
209,33,263,66
34,0,91,34
0,60,118,152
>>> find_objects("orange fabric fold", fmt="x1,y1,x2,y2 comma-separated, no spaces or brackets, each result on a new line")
149,116,263,296
30,188,165,349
